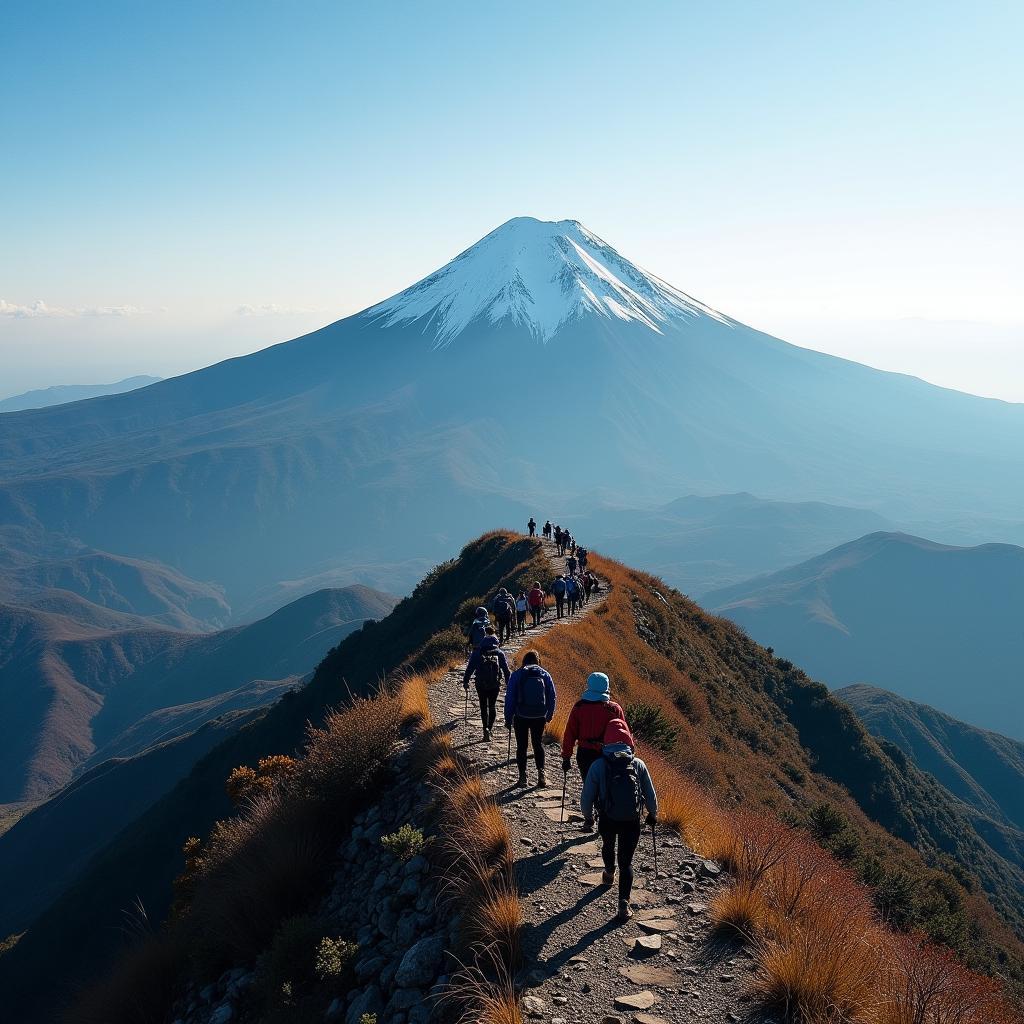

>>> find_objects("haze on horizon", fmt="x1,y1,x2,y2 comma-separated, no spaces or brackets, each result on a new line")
2,1,1021,402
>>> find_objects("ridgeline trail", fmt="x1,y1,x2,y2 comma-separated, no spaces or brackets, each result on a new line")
429,537,769,1024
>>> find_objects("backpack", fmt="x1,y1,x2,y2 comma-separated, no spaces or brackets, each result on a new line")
566,578,579,598
468,619,488,647
495,596,513,621
476,652,502,694
515,665,548,719
602,755,643,823
552,578,567,597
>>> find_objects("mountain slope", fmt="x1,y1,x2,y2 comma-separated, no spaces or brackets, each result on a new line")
840,683,1024,835
0,375,161,413
0,218,1021,618
706,532,1024,739
0,585,397,803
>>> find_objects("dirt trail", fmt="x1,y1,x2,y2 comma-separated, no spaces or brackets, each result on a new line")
429,538,769,1024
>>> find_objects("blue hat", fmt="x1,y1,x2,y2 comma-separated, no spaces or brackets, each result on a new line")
583,672,610,702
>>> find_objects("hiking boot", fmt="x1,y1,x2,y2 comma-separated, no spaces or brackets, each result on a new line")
483,728,490,742
601,869,615,886
536,769,547,787
580,817,594,833
617,899,633,922
516,768,527,787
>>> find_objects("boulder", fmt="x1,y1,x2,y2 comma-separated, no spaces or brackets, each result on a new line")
394,935,445,988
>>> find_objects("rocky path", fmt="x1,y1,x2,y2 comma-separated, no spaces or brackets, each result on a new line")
429,539,770,1024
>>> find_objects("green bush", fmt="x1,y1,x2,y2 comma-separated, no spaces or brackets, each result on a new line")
314,936,359,983
380,823,425,862
626,701,680,751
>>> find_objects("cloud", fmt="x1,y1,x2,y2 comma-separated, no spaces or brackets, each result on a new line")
235,303,321,317
0,298,144,319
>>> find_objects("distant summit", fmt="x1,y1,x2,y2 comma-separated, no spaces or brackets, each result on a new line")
0,375,161,413
364,216,730,344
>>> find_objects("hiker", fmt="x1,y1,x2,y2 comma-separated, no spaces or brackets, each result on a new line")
466,606,490,653
566,574,581,615
515,591,529,635
543,520,552,541
578,547,588,571
505,649,556,787
551,574,568,618
553,525,563,554
527,580,546,627
561,672,630,785
581,719,658,922
463,634,511,741
528,517,536,537
582,571,596,604
566,552,578,575
491,588,515,645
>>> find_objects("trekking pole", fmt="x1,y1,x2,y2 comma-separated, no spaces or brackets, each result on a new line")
651,819,659,877
464,687,469,728
507,726,512,766
559,769,568,828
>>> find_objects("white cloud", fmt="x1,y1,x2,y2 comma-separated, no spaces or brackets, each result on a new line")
0,298,144,318
235,303,321,317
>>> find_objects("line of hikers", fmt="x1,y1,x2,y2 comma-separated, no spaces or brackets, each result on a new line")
532,518,581,560
462,614,658,922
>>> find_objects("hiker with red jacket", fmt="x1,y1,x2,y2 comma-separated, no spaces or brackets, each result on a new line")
581,719,658,922
505,649,557,787
561,672,631,785
527,581,546,627
463,634,511,741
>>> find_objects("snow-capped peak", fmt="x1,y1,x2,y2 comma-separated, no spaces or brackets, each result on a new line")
363,217,729,346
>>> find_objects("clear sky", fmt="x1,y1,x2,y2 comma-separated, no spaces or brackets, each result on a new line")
2,1,1021,400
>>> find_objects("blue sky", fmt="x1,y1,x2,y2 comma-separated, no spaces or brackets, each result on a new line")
2,1,1021,399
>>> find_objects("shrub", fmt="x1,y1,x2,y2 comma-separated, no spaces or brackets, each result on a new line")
380,824,426,863
625,701,680,751
314,936,359,984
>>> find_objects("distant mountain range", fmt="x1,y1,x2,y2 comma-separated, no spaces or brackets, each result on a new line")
558,492,896,595
0,585,397,805
707,532,1024,739
0,375,161,413
0,217,1021,623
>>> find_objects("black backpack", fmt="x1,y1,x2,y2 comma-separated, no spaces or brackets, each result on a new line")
476,653,502,694
602,755,643,823
552,578,567,597
516,665,548,719
495,596,513,621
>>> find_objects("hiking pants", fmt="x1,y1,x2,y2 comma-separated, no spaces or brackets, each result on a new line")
477,689,498,731
516,610,526,634
576,746,601,782
554,596,565,618
568,596,578,614
600,819,643,901
497,616,513,644
530,605,542,627
513,716,546,772
529,525,535,536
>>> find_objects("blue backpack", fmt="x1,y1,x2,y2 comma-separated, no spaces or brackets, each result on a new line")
516,665,548,719
552,578,567,597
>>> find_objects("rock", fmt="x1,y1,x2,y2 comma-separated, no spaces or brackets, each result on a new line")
629,934,663,955
601,1017,625,1024
346,985,384,1024
521,994,546,1017
719,973,735,982
634,1015,670,1024
386,988,422,1012
552,1019,568,1024
567,955,589,964
686,902,708,915
579,871,611,885
407,1006,432,1024
614,991,658,1011
326,996,342,1018
199,985,216,1003
619,964,677,986
700,859,722,877
394,935,445,987
404,855,428,876
637,919,676,934
521,836,535,846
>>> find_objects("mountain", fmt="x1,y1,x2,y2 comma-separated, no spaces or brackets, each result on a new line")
840,684,1024,836
706,532,1024,739
0,218,1021,621
0,375,161,412
4,534,1022,1023
557,491,895,595
0,585,397,804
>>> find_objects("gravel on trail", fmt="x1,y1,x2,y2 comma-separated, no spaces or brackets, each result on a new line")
429,538,774,1024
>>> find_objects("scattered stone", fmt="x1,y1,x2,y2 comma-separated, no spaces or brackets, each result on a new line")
619,964,677,986
686,902,708,915
545,808,582,822
637,918,677,934
521,994,546,1017
580,871,611,885
633,1015,670,1024
567,955,589,964
700,859,722,877
553,995,568,1005
635,907,675,921
394,935,444,987
720,973,735,982
521,837,535,846
614,991,658,1011
588,857,608,868
624,934,662,955
209,1005,233,1024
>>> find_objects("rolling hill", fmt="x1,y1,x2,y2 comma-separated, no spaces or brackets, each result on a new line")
0,218,1021,621
0,375,161,413
707,532,1024,739
0,584,396,804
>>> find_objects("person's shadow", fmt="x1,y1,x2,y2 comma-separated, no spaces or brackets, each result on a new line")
518,884,622,975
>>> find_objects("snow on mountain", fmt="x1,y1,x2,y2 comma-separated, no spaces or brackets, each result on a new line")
363,216,731,346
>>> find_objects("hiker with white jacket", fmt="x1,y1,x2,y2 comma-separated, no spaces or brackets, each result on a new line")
581,719,659,922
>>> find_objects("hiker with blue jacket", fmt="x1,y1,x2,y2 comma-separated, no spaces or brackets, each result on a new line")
505,649,557,787
466,606,490,654
581,719,659,922
464,634,511,741
551,575,568,618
